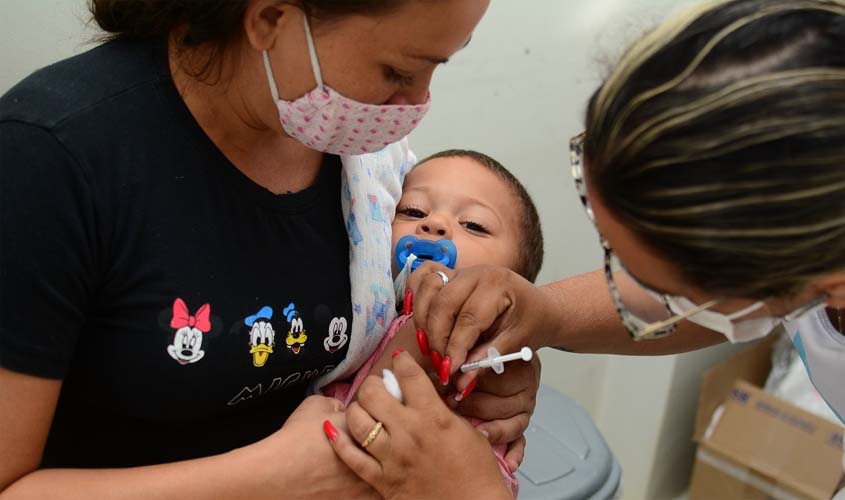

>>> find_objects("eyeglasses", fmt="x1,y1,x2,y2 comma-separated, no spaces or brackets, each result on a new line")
570,133,681,339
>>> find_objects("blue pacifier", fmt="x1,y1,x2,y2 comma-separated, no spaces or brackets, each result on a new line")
395,235,457,272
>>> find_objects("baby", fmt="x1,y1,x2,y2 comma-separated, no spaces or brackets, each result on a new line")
327,149,544,496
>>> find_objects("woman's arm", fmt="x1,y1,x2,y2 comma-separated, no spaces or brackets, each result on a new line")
0,368,379,500
540,269,725,355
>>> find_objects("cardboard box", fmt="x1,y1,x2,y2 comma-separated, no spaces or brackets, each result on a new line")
689,335,844,500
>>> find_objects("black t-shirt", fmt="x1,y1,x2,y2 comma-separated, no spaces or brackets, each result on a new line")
0,39,352,467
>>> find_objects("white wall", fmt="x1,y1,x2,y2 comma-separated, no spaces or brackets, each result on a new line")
0,1,96,90
0,1,742,499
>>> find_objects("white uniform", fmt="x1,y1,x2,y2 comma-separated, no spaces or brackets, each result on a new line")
783,309,845,497
783,309,845,423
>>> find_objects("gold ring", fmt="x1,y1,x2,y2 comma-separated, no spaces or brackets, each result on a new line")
361,421,384,448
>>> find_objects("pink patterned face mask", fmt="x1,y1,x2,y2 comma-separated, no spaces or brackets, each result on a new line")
262,16,431,156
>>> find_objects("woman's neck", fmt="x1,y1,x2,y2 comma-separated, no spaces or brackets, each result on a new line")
168,38,324,194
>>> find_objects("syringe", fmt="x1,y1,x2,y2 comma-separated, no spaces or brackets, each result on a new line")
459,347,533,374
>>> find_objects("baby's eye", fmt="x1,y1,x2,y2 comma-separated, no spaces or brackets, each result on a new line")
399,207,426,219
462,221,489,234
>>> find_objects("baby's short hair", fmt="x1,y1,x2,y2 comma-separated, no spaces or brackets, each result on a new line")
416,150,544,282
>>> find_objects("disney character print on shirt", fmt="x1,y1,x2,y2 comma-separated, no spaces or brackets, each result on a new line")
166,298,212,365
323,317,348,353
245,306,275,367
284,303,307,354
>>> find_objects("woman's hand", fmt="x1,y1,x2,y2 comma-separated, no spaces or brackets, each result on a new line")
255,395,381,500
408,263,556,372
407,263,549,473
324,353,513,500
450,352,541,472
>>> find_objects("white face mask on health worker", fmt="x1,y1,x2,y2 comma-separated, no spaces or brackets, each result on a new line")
262,15,431,156
664,296,826,344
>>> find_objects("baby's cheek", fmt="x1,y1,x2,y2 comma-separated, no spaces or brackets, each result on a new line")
462,241,517,271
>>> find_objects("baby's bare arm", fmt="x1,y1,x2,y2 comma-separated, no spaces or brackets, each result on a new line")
351,318,456,403
369,319,432,374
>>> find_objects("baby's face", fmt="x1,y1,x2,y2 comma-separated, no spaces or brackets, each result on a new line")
392,156,522,277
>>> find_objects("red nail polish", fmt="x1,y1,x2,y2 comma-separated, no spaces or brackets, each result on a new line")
391,349,404,358
439,356,451,385
456,377,478,402
403,289,414,315
431,351,442,371
416,328,431,356
323,420,338,442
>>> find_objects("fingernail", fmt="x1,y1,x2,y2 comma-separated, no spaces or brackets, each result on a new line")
479,429,490,438
416,328,430,356
323,420,338,442
431,351,442,371
439,356,451,385
455,377,478,402
391,349,404,358
403,289,413,315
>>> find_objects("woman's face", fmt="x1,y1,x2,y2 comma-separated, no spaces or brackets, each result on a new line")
585,177,815,320
261,0,489,106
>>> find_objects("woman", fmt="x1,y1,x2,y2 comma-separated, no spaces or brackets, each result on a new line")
0,0,541,498
328,0,845,498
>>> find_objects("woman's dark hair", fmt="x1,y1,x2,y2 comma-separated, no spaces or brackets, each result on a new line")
418,150,545,283
89,1,406,78
583,0,845,299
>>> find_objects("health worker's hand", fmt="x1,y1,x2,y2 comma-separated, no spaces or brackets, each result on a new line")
405,263,550,472
410,261,552,376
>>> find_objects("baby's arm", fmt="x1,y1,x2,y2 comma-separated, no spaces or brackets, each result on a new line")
368,318,434,376
324,315,442,406
347,316,447,404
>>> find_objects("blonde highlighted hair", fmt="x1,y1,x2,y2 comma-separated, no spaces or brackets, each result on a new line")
584,0,845,298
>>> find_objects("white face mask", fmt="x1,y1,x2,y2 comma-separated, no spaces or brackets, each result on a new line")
262,15,430,156
664,296,826,343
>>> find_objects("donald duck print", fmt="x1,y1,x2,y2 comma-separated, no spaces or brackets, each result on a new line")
245,306,275,368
